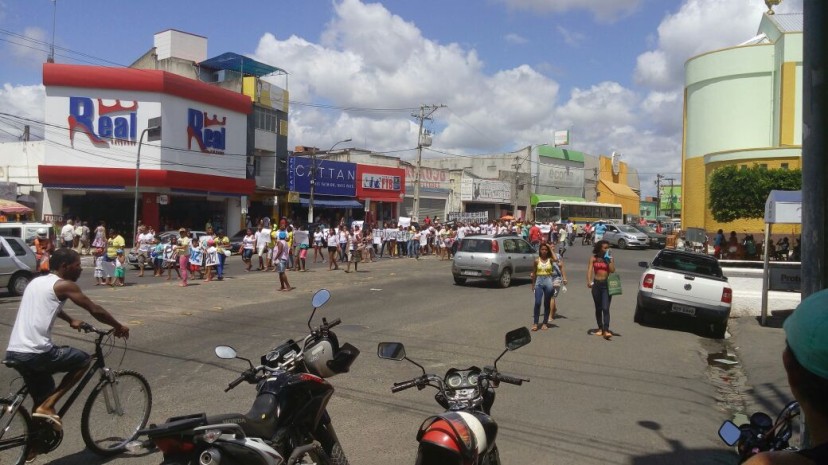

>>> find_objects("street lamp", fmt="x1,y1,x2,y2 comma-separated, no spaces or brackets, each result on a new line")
133,121,161,247
308,138,351,224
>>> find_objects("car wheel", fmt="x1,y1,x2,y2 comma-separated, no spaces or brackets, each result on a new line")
634,304,644,324
711,320,728,339
8,272,31,296
498,269,512,288
618,239,627,249
453,276,467,285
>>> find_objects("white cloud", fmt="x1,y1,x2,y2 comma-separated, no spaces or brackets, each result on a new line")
556,25,585,47
0,83,45,141
634,0,803,90
496,0,642,22
504,33,528,45
7,27,50,67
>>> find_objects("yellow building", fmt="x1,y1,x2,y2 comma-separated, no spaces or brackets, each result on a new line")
682,12,802,234
596,154,640,221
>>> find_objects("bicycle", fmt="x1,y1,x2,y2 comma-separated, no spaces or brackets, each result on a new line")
0,323,152,465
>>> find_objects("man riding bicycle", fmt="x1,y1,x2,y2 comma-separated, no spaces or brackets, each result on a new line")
4,248,129,433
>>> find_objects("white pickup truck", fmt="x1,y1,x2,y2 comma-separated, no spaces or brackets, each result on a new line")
635,249,732,338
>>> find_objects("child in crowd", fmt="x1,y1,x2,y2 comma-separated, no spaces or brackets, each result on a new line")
164,236,181,281
189,238,203,279
93,248,104,285
152,239,164,277
204,239,217,282
298,240,308,272
114,249,126,286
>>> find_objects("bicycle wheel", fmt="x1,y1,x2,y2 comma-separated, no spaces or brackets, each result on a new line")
0,399,31,465
80,370,152,456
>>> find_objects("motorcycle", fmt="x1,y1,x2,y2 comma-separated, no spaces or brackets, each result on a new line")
377,327,531,465
718,401,802,463
127,289,360,465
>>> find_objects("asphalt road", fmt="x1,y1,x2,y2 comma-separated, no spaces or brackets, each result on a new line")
0,243,745,465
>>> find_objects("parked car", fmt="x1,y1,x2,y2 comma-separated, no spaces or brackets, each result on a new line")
629,224,667,249
602,224,650,249
451,234,536,288
127,230,206,269
0,236,37,296
635,249,732,338
228,229,247,255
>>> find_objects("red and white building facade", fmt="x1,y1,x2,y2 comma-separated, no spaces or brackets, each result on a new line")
41,63,254,232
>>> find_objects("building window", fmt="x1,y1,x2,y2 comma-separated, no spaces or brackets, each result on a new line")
759,164,768,170
781,163,789,170
254,107,277,132
254,154,263,176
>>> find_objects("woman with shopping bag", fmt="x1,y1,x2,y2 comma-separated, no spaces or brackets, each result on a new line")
587,240,617,340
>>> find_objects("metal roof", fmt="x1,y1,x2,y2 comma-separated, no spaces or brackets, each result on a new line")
199,52,287,77
767,13,803,33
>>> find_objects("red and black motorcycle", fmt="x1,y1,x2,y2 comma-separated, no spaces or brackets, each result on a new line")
377,327,531,465
128,289,359,465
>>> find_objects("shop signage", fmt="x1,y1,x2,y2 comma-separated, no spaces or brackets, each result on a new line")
769,264,801,292
659,185,682,211
460,178,511,204
288,157,356,196
404,166,448,189
362,173,401,191
536,164,584,190
187,109,227,153
447,211,489,222
157,194,169,205
68,97,138,147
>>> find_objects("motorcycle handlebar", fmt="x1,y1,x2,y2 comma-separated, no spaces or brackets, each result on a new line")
225,368,257,392
391,379,418,393
325,318,341,329
495,373,528,386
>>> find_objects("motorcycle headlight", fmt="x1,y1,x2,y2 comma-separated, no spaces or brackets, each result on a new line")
447,374,463,388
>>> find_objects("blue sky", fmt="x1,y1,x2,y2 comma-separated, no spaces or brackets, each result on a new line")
0,0,804,195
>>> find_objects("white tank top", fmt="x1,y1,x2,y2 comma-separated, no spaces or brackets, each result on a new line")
7,274,64,354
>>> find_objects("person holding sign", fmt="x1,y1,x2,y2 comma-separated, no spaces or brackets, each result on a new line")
176,228,191,287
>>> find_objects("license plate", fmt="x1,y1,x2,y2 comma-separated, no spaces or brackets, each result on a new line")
461,270,480,276
672,304,696,316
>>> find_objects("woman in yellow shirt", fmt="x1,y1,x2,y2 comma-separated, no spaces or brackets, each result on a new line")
530,243,567,331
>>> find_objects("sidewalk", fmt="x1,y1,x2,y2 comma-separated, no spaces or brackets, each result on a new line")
723,267,801,317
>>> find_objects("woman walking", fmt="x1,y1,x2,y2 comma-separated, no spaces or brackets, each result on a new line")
327,228,340,270
176,228,192,287
530,243,565,331
240,227,256,271
313,226,324,263
587,240,616,340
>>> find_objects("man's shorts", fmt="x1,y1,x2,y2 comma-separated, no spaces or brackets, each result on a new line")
257,245,268,257
276,259,287,273
4,346,90,405
137,250,149,266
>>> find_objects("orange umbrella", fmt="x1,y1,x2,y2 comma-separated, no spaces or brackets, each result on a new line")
500,215,514,221
0,199,33,214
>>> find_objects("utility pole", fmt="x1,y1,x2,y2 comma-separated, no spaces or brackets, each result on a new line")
802,0,828,299
412,104,444,222
512,156,521,217
655,174,665,219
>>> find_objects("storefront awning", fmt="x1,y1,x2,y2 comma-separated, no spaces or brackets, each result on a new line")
530,194,587,206
598,180,639,200
299,197,363,209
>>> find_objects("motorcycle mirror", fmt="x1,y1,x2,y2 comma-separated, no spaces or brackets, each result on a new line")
718,420,742,446
505,327,531,351
312,289,331,309
215,345,238,359
308,289,331,330
377,342,406,361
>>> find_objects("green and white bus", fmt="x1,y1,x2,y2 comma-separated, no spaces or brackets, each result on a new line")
534,200,623,227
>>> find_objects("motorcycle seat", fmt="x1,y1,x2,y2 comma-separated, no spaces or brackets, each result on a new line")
206,413,271,439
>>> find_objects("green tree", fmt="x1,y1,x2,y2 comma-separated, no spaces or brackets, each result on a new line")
708,165,802,223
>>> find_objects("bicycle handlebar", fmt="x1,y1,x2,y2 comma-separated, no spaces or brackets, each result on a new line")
79,323,113,336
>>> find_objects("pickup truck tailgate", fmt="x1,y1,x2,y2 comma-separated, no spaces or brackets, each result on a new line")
652,270,726,307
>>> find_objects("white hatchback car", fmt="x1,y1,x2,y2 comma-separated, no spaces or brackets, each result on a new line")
0,236,37,296
635,249,732,338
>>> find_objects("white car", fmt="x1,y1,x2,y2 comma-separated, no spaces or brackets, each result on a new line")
0,236,37,296
635,249,732,338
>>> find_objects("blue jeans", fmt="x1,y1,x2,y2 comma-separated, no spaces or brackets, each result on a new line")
5,346,90,405
533,276,555,325
407,240,416,257
591,279,612,331
217,252,226,278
